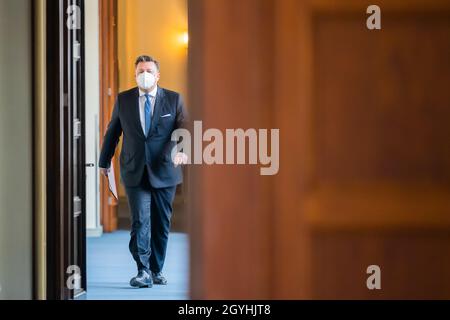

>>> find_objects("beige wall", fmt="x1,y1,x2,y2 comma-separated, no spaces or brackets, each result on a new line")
117,0,188,197
117,0,188,96
0,0,33,300
85,0,102,236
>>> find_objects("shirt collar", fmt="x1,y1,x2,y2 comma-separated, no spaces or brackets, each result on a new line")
139,86,158,98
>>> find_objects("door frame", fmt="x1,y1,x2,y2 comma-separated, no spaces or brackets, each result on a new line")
99,0,120,233
33,0,47,300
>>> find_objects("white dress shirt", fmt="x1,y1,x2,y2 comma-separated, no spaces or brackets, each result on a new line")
138,86,158,135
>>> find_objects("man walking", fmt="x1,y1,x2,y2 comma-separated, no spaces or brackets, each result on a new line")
99,55,188,288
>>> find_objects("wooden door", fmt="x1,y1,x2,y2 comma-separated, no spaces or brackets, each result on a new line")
188,0,450,299
46,0,87,300
298,0,450,299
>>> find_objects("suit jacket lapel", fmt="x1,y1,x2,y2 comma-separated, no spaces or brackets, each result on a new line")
131,87,145,139
150,87,165,136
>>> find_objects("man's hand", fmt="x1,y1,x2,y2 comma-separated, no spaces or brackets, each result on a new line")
100,167,110,177
172,152,188,167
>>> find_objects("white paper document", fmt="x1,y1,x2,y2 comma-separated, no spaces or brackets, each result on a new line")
107,162,118,200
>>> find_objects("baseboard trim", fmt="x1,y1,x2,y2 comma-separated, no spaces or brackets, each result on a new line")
87,226,103,238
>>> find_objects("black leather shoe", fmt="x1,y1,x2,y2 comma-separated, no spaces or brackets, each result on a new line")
151,271,167,285
130,270,153,288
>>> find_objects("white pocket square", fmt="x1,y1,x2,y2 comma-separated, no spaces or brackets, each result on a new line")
161,113,172,118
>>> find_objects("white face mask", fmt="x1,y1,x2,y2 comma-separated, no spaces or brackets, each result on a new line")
136,71,156,90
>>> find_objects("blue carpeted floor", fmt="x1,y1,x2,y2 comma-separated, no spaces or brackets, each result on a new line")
86,231,189,300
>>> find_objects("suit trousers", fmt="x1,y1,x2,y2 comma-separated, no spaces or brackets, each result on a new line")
125,166,177,274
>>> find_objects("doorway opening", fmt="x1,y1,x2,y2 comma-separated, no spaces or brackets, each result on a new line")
41,0,190,300
84,0,190,300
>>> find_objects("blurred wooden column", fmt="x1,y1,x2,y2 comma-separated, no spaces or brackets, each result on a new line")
189,0,450,299
188,0,275,299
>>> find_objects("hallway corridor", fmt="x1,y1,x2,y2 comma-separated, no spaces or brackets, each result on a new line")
86,231,189,300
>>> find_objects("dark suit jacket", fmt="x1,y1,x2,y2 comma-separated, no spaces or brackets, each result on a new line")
99,86,187,188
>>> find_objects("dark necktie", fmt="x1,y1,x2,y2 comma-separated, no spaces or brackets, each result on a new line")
144,93,152,137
